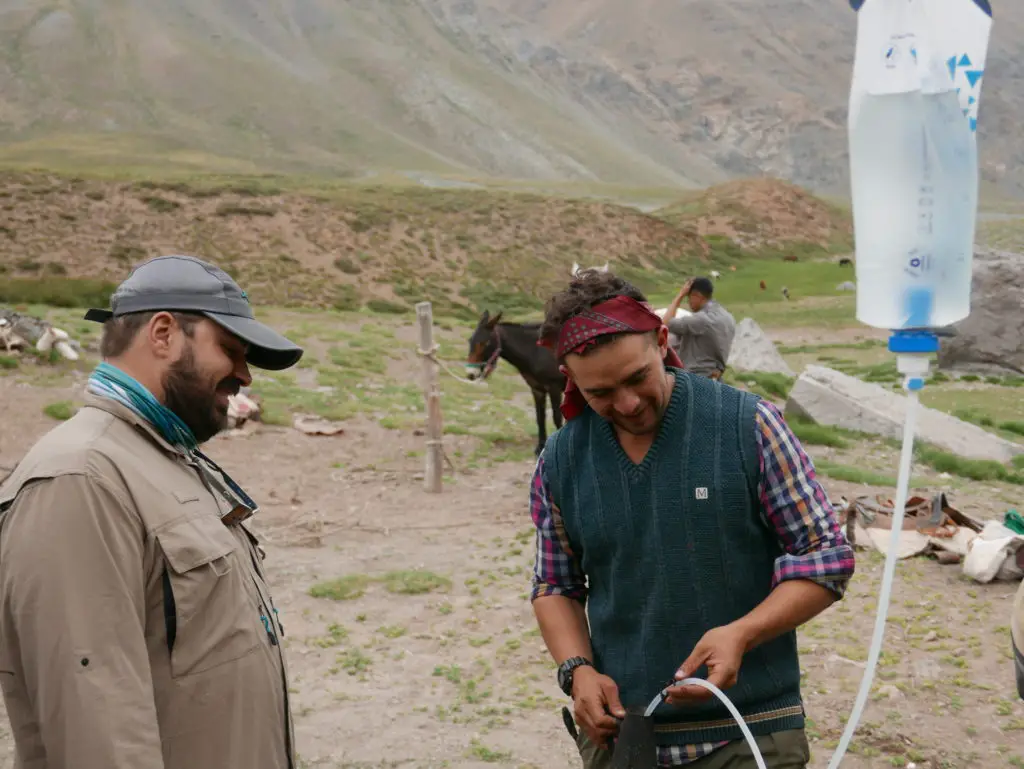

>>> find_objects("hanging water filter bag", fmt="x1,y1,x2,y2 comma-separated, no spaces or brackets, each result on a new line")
848,0,992,330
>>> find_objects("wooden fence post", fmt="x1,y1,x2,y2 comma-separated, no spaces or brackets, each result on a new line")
416,301,444,493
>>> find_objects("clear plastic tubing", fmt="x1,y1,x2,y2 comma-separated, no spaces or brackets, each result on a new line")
825,364,922,769
645,678,769,769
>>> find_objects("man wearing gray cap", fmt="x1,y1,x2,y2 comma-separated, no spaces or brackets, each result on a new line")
0,255,303,769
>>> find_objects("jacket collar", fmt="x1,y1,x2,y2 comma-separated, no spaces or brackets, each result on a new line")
81,391,186,457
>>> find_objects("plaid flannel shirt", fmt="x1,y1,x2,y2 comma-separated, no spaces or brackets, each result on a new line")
530,399,855,766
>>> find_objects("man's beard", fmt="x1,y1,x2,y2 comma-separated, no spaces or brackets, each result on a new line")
163,346,239,445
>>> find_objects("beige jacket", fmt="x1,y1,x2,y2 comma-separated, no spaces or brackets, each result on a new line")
0,394,295,769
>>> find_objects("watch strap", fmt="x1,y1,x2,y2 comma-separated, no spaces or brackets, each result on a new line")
557,656,593,696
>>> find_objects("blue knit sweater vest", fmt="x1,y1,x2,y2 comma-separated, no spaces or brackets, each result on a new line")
543,368,804,744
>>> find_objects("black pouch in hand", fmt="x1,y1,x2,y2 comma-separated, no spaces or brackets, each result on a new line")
609,705,658,769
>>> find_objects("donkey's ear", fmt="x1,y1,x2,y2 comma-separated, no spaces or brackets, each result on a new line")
487,311,503,328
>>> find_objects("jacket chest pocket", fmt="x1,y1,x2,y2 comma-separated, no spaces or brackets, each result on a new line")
155,514,262,679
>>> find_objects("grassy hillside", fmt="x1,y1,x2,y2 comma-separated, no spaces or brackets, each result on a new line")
655,177,852,252
0,171,854,320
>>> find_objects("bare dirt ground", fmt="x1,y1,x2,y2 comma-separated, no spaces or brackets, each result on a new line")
1,320,1023,769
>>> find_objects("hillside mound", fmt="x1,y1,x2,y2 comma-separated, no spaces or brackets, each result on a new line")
655,178,853,252
0,172,708,318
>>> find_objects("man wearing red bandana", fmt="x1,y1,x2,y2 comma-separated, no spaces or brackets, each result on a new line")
529,269,855,769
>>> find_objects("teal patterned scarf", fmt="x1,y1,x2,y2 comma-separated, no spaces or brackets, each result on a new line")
86,361,198,451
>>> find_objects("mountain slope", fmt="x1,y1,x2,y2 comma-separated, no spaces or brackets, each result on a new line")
2,0,1022,196
428,0,1024,196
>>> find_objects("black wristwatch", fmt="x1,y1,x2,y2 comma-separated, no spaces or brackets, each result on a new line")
557,656,594,697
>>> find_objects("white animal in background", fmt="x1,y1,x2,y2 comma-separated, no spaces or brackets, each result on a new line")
710,270,721,280
571,261,610,276
0,319,24,354
655,305,691,351
655,306,692,320
35,326,79,361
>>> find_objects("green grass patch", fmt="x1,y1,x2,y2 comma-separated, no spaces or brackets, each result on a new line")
466,739,512,763
726,370,794,400
42,400,75,420
381,569,451,595
0,278,117,308
0,355,18,370
308,575,370,601
736,297,857,330
365,298,408,314
922,386,1024,426
308,569,450,601
813,460,901,488
913,443,1024,486
788,419,865,449
778,339,885,355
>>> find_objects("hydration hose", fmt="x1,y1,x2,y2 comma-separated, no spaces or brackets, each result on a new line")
641,332,936,769
643,678,769,769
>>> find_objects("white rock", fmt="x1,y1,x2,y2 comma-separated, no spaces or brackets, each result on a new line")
727,317,795,376
785,365,1023,463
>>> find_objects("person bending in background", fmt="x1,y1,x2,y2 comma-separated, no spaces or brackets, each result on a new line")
662,276,736,380
528,268,855,769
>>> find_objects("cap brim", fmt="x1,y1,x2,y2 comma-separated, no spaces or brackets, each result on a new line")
203,312,304,371
84,308,114,322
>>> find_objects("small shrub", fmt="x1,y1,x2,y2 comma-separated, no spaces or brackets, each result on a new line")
333,256,362,275
331,285,361,312
141,195,181,213
214,203,275,217
43,401,75,421
365,299,407,314
308,574,369,601
109,242,147,264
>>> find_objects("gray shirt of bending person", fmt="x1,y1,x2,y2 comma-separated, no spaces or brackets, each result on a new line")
667,300,736,377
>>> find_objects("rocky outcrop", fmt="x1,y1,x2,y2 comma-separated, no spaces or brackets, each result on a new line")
727,317,794,376
936,248,1024,375
785,365,1023,463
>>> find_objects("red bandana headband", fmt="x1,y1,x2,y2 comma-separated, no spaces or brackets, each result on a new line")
539,295,684,421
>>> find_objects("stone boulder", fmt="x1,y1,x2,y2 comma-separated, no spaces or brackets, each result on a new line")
936,248,1024,374
785,365,1023,463
727,317,794,376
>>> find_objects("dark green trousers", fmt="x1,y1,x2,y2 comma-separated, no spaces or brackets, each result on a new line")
574,728,810,769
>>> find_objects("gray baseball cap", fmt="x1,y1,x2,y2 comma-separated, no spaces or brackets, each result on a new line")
84,254,303,371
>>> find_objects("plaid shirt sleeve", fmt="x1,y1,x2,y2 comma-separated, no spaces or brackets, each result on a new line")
529,452,588,604
754,399,856,598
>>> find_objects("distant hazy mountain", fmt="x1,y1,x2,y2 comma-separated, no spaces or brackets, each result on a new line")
1,0,1021,196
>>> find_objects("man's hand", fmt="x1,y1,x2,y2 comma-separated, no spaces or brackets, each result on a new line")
572,666,626,748
663,623,750,705
677,278,695,299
